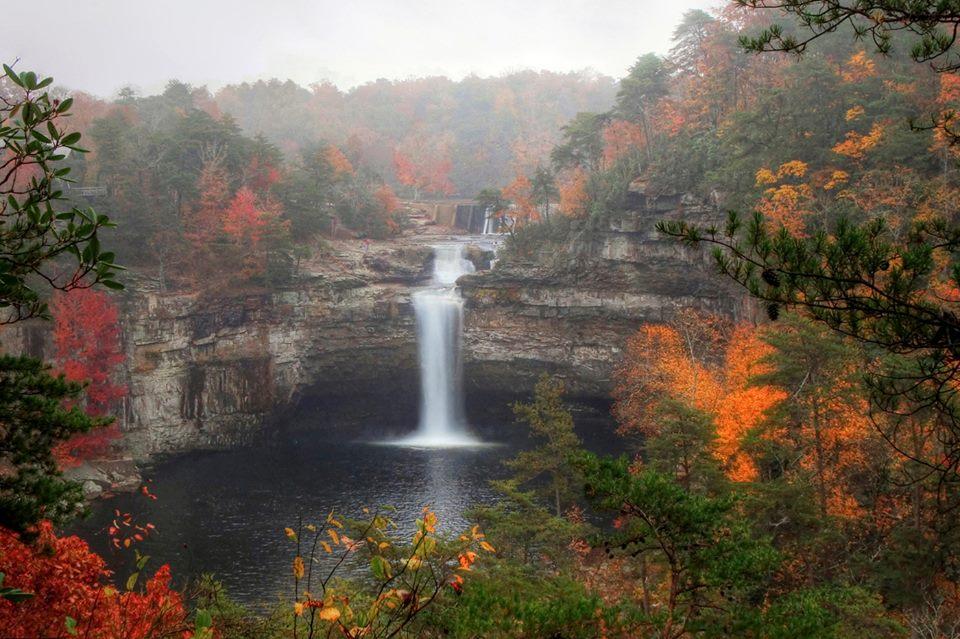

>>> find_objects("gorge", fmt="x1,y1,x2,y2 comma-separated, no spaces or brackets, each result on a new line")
12,200,743,601
6,4,958,632
3,200,742,466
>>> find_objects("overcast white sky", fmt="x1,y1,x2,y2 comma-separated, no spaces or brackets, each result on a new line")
5,0,719,97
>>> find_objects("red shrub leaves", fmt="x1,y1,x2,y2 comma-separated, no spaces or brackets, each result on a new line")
50,289,127,467
0,522,192,639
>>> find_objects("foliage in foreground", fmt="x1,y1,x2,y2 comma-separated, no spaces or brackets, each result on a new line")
0,521,211,639
283,508,494,639
0,63,122,324
0,354,110,534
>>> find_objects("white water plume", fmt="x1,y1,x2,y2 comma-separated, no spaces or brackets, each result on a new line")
398,244,480,448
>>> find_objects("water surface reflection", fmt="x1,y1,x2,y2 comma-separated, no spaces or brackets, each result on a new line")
71,435,510,604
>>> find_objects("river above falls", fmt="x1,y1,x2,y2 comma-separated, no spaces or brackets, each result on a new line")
69,406,618,607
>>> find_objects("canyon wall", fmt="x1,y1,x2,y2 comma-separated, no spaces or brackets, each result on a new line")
461,206,745,397
3,246,431,458
2,206,744,460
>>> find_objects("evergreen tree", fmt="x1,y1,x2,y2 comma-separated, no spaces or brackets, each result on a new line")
645,398,725,494
507,374,583,518
616,54,670,163
530,165,559,219
0,356,109,533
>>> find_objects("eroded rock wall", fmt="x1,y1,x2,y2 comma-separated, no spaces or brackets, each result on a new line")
1,207,744,459
1,246,432,459
460,207,745,397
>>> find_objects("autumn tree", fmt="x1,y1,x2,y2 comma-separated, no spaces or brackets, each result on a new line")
0,65,212,638
242,138,283,196
50,289,125,416
393,138,455,199
558,168,589,218
49,288,127,466
655,7,960,476
614,313,786,485
186,155,230,249
375,183,400,214
0,521,205,638
753,160,816,235
501,172,539,234
613,312,726,438
752,315,873,518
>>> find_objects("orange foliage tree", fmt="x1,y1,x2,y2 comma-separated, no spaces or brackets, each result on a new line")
601,119,646,166
614,312,875,515
558,168,589,218
713,325,786,482
752,315,875,518
324,145,355,177
186,158,230,248
614,312,784,483
754,160,815,236
375,183,400,214
501,172,539,233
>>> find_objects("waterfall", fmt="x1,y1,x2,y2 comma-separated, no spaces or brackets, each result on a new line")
402,244,478,447
482,207,495,235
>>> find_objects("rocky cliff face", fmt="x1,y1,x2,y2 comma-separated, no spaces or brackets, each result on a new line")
460,206,745,397
2,206,744,461
2,243,433,459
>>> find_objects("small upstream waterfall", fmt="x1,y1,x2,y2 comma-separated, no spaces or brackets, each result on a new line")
482,207,496,235
402,244,478,447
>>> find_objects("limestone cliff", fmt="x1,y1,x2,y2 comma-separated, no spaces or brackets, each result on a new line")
2,243,432,459
460,206,745,397
1,205,744,463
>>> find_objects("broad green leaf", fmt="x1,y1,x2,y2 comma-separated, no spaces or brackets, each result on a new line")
370,555,392,580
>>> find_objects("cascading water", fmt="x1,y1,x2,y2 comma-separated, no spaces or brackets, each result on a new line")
400,244,479,447
482,207,495,235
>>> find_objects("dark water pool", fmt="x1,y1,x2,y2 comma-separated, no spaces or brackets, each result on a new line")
69,406,620,605
70,438,508,604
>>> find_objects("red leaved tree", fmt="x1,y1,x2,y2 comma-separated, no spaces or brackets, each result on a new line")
222,187,288,280
243,156,281,196
393,145,455,198
50,289,127,467
0,521,197,639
